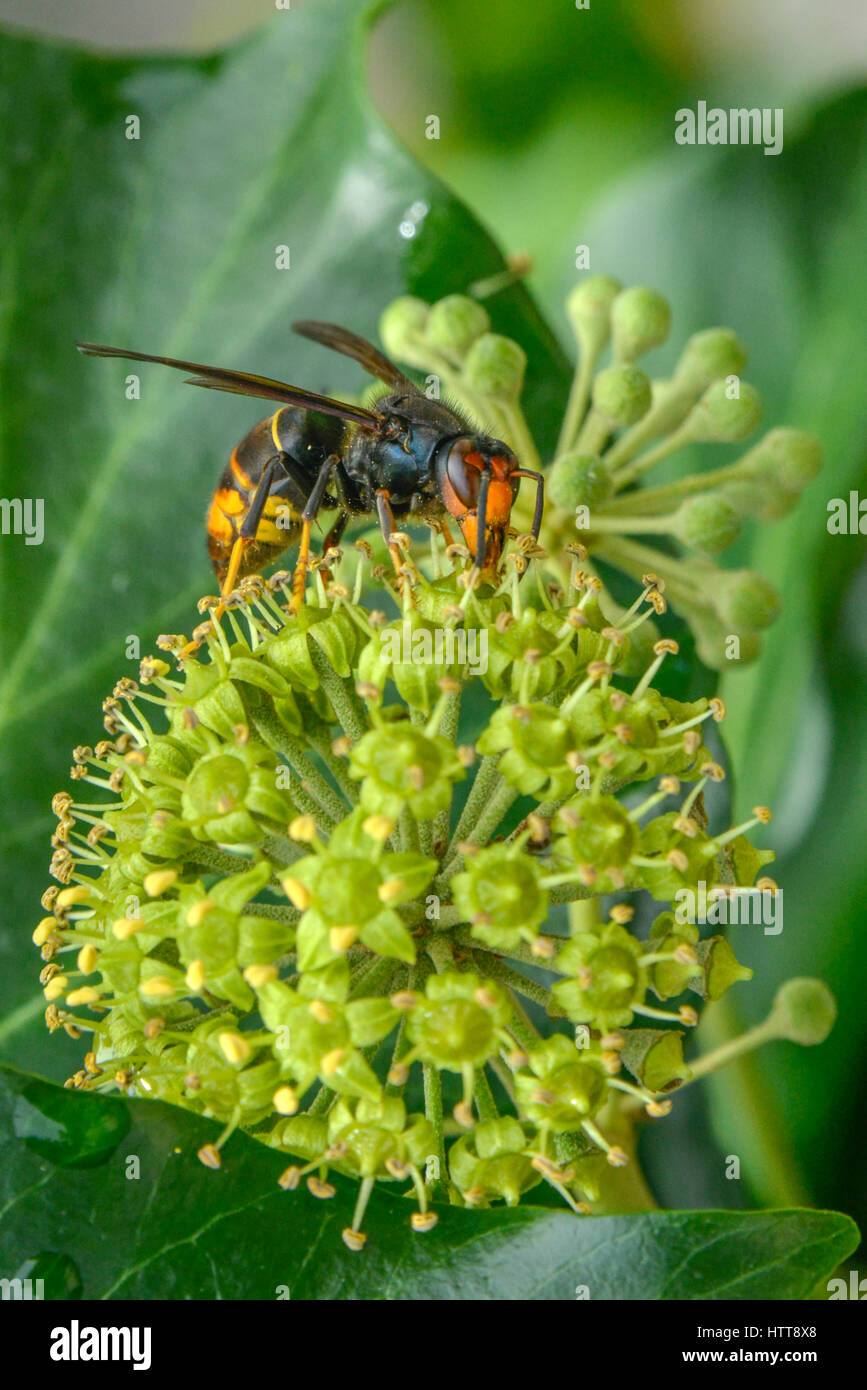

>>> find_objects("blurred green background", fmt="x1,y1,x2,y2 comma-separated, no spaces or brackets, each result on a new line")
1,0,864,1250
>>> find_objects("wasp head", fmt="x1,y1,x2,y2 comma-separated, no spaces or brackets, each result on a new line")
434,435,524,577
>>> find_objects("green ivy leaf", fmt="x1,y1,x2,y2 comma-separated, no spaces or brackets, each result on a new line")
0,1067,857,1299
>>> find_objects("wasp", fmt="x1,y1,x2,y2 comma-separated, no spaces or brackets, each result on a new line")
77,321,544,610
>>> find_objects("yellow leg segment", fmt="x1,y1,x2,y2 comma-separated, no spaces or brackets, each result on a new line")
290,520,312,614
221,536,246,598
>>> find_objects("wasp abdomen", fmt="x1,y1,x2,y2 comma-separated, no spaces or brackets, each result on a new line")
206,408,344,585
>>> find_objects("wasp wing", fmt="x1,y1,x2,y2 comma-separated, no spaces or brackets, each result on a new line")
292,320,418,394
76,342,384,431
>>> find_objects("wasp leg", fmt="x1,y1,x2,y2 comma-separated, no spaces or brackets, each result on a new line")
290,453,341,614
375,488,414,607
316,511,350,587
322,511,349,554
438,518,458,548
269,459,314,513
220,453,289,599
374,488,402,576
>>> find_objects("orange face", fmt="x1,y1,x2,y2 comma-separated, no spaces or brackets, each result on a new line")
437,441,519,576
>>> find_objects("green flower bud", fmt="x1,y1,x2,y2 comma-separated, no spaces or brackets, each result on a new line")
327,1095,433,1179
721,476,795,522
553,795,638,872
349,723,465,820
694,936,754,1001
462,333,526,400
514,1034,607,1131
648,913,699,1000
548,452,614,511
767,978,837,1046
358,612,468,713
142,735,195,780
405,971,511,1069
378,295,429,358
634,811,719,900
565,275,623,347
676,494,742,555
716,570,781,632
480,606,601,701
619,1028,691,1092
591,364,652,427
180,746,294,844
729,833,776,885
740,427,824,494
181,753,255,840
675,328,747,390
450,1118,541,1206
610,287,671,362
424,294,490,356
553,924,647,1030
275,1114,328,1161
452,842,549,950
688,379,763,443
477,702,574,801
690,608,763,669
182,676,248,742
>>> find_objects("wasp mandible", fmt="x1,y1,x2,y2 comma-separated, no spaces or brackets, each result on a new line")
77,321,544,611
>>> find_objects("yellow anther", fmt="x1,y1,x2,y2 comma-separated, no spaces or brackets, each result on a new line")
273,1086,299,1116
56,885,93,908
307,1177,336,1200
289,815,317,843
282,877,312,911
112,917,143,940
377,879,404,903
66,986,102,1007
219,1032,252,1065
320,1047,346,1076
329,925,358,952
185,899,214,926
76,943,99,974
140,976,176,998
143,869,178,898
362,814,395,841
185,960,206,992
33,917,59,947
410,1212,438,1233
243,963,278,987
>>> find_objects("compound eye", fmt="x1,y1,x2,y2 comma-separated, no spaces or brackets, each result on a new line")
445,440,482,507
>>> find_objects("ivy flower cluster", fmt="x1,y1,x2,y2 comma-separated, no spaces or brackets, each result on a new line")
35,287,834,1252
38,545,813,1250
